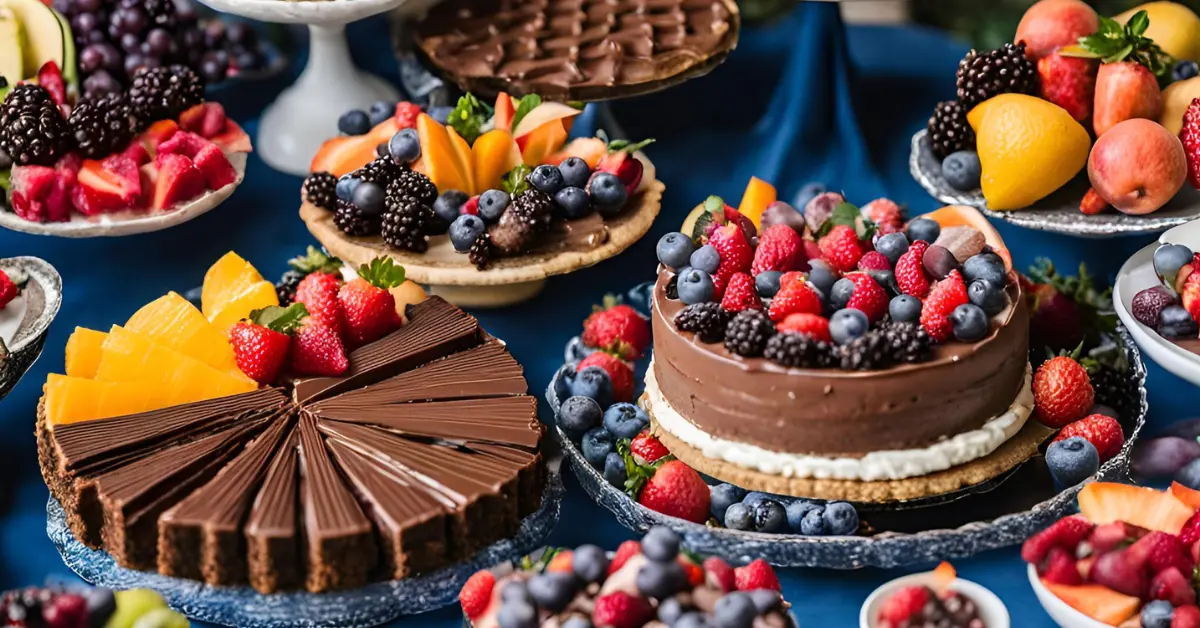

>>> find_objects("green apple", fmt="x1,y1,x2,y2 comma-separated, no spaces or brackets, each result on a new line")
50,3,75,90
0,7,23,89
1,0,72,86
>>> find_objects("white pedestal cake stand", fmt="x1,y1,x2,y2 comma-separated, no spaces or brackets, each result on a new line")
192,0,422,175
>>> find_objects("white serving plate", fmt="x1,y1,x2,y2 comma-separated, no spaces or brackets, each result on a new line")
1027,564,1116,628
860,569,1010,628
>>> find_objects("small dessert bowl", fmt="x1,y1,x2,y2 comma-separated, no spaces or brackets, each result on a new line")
860,566,1010,628
1027,564,1115,628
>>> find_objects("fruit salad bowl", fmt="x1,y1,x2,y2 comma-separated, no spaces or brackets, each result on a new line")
0,256,61,401
861,564,1010,628
1028,564,1113,628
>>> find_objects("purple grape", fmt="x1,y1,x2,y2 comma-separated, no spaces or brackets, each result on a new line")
77,0,100,12
199,50,228,82
111,7,146,36
123,53,158,76
79,45,104,72
226,22,254,46
204,21,226,47
54,0,74,16
83,70,121,97
234,50,259,71
182,27,204,50
72,12,99,34
1131,436,1200,479
145,28,172,55
120,32,141,53
85,29,108,45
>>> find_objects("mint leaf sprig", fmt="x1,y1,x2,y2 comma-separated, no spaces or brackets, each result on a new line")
1063,10,1174,83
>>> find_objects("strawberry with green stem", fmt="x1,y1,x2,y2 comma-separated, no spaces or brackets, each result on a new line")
1024,258,1116,354
338,257,407,347
594,130,656,197
229,303,307,385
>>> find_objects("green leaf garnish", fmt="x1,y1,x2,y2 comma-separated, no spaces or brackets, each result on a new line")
617,438,674,499
250,303,308,333
288,246,342,275
1067,10,1174,83
607,138,656,155
356,256,406,290
817,202,876,240
447,93,492,145
509,94,543,133
1026,258,1118,354
501,164,533,196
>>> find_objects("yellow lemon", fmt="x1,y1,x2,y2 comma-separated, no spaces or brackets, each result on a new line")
968,94,1091,211
1115,2,1200,62
1160,76,1200,135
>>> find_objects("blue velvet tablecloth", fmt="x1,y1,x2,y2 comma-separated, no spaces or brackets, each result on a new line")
3,3,1199,626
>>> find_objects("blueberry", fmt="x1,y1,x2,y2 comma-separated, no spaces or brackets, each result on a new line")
786,500,821,533
336,175,361,202
636,560,688,599
562,617,594,628
710,483,745,522
529,164,565,195
572,544,609,583
906,217,941,244
388,128,421,164
1155,244,1194,289
793,181,825,209
428,105,453,125
830,308,869,345
557,396,603,440
968,279,1007,316
962,253,1006,288
1173,60,1200,82
689,245,721,274
657,232,696,270
756,271,782,298
658,597,687,625
588,172,628,215
83,588,117,623
922,244,959,280
1142,599,1176,628
351,181,385,217
1160,304,1199,338
875,232,910,265
604,403,649,439
800,506,828,535
678,268,716,305
497,600,536,628
642,526,681,562
501,580,534,604
741,491,780,507
565,336,596,363
752,500,787,533
478,189,511,224
449,214,486,252
555,368,575,401
603,451,627,487
830,278,855,310
807,260,839,297
747,589,782,614
724,503,753,530
559,156,591,189
527,572,577,613
434,190,469,225
572,366,614,407
714,592,757,628
337,109,370,136
581,427,614,468
889,294,923,323
822,502,859,536
941,151,982,191
675,612,713,628
867,269,899,297
1047,436,1100,487
367,100,395,124
554,187,592,220
951,303,990,342
1176,458,1200,489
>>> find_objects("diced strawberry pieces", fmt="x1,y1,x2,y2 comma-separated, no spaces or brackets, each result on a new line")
878,585,929,625
1175,605,1200,628
141,120,180,155
152,153,207,210
734,559,780,591
1021,515,1095,565
158,131,215,160
1150,567,1197,607
1041,547,1083,585
193,144,238,190
36,61,67,107
702,557,736,593
609,540,641,575
202,103,228,139
210,120,252,154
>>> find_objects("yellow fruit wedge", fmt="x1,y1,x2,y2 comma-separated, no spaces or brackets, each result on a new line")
202,252,264,319
125,292,248,382
414,113,471,193
472,129,523,194
44,374,172,427
95,326,257,405
738,177,776,228
64,327,109,379
208,281,279,333
445,126,478,196
967,94,1090,211
1115,2,1200,62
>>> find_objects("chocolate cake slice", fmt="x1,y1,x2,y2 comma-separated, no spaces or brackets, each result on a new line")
314,396,541,448
158,409,294,585
245,425,300,595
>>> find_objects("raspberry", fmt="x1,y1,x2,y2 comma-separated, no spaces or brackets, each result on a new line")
1052,414,1124,461
817,225,864,273
1041,546,1082,585
877,586,929,625
896,240,931,299
394,102,422,129
767,279,822,323
734,559,780,591
593,592,653,628
920,269,968,342
776,313,831,342
856,251,891,271
458,570,495,620
1183,98,1200,189
862,198,904,235
1132,286,1178,328
1021,515,1095,565
845,273,888,323
577,352,635,402
720,272,763,313
751,224,805,275
1176,605,1200,628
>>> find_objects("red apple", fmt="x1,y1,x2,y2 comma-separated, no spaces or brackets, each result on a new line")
1015,0,1100,61
1088,118,1186,215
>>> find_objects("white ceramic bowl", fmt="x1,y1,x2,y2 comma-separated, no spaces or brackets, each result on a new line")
1027,564,1115,628
860,570,1010,628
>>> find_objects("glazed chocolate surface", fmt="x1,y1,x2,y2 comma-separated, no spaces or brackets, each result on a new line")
651,269,1030,457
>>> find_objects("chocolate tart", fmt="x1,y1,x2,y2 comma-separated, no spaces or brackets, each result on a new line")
37,296,547,594
412,0,741,101
300,155,663,308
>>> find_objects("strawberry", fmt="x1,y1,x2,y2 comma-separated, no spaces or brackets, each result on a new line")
1184,272,1200,325
229,304,305,384
461,195,479,216
290,318,349,377
546,549,574,573
596,138,655,196
767,279,822,323
1023,260,1100,352
779,271,808,293
862,198,903,235
1053,414,1125,461
577,352,634,402
856,251,891,271
1021,515,1094,565
1182,511,1200,547
920,269,968,342
1040,546,1083,585
1032,356,1095,428
36,61,67,107
709,224,753,299
1131,531,1194,576
609,540,642,575
0,269,18,310
877,585,928,625
630,430,670,465
637,460,710,523
720,272,762,313
734,559,780,592
1037,51,1098,122
845,273,888,323
1080,187,1108,215
751,224,805,275
592,592,653,628
776,313,831,341
896,240,931,299
679,557,704,587
1176,605,1200,628
1093,61,1162,137
1151,567,1197,607
338,257,406,347
294,271,345,337
582,300,650,359
458,569,495,620
817,224,864,273
394,101,422,129
703,557,736,593
1183,98,1200,189
1089,521,1149,554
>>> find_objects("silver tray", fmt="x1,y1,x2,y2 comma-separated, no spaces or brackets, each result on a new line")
0,257,61,402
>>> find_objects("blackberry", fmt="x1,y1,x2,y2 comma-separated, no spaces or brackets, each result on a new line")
68,94,136,159
1090,364,1139,423
276,270,304,306
143,0,178,28
128,65,206,128
0,85,54,127
927,100,975,160
303,172,338,211
882,321,934,364
956,42,1038,109
390,168,438,206
764,332,836,368
0,90,70,167
838,330,893,371
381,196,433,252
357,157,402,190
469,232,493,269
724,310,775,358
333,198,381,237
674,302,730,343
491,188,554,255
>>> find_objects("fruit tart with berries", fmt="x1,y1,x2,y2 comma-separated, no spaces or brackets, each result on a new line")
645,178,1046,503
37,248,549,594
300,93,663,307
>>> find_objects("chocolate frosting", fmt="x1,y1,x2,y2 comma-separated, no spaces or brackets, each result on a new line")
651,268,1030,457
317,396,541,448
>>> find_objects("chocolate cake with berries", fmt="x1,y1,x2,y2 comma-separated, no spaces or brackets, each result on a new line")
645,180,1046,503
36,252,546,594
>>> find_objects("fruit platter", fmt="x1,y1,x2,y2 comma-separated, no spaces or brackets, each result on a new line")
1,580,190,628
38,249,563,627
861,562,1009,628
300,92,663,307
911,0,1200,237
0,255,60,402
546,177,1148,568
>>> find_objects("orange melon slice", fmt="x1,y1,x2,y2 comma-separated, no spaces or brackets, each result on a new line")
64,327,109,379
44,374,172,426
923,205,1012,270
414,113,470,193
446,126,478,195
494,93,516,131
1077,482,1193,535
208,281,279,333
543,137,608,169
125,292,246,381
1041,580,1140,625
202,252,264,320
309,118,400,177
738,177,776,228
472,129,523,194
95,326,257,404
1170,482,1200,509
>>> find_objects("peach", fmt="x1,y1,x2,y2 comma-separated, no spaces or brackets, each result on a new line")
1088,118,1187,215
1015,0,1099,60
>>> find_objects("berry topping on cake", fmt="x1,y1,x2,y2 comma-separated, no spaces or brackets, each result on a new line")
724,310,776,358
720,272,762,314
709,223,754,299
767,279,823,323
751,224,805,275
674,303,730,343
844,273,888,323
817,225,864,273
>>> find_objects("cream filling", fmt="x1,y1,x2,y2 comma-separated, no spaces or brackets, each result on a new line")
644,360,1034,482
